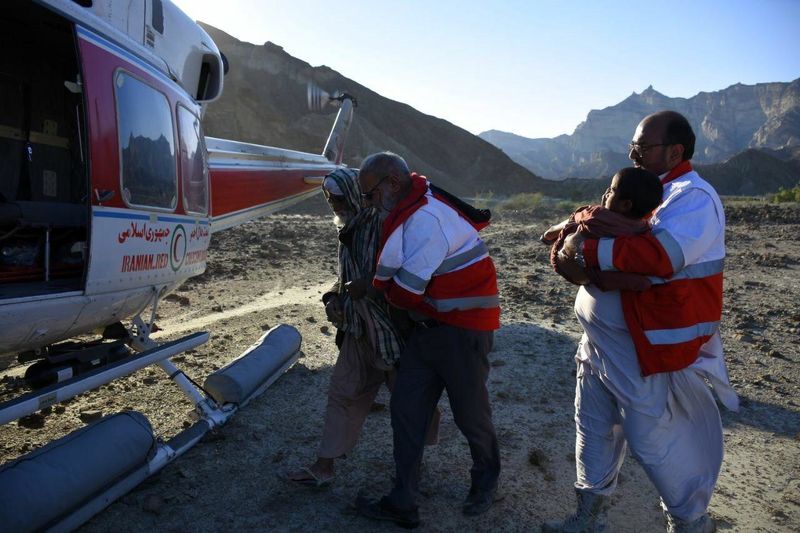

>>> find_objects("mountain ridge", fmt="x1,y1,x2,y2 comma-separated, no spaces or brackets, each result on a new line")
199,24,548,196
480,79,800,194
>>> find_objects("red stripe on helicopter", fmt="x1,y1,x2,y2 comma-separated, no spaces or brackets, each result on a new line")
208,168,323,217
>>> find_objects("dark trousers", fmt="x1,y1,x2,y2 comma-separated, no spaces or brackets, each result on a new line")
387,323,500,510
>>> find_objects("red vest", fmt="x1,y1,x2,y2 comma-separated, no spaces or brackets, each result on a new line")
584,162,725,375
373,175,500,331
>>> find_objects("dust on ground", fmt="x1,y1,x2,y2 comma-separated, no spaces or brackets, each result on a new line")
1,197,798,532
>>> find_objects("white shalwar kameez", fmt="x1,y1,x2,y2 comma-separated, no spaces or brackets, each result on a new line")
573,284,738,521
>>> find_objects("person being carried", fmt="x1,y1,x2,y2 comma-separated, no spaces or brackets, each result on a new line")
541,166,663,291
543,111,738,533
284,168,439,488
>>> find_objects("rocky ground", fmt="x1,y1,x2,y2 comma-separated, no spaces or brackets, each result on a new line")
1,198,798,532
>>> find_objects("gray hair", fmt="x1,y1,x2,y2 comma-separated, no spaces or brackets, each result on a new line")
359,151,411,183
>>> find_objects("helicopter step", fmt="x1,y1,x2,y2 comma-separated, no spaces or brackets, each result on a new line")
22,337,133,389
0,325,302,532
0,331,209,426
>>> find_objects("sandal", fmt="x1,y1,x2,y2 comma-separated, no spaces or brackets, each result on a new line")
281,466,335,488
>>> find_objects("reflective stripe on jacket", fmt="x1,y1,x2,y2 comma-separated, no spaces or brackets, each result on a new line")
584,162,725,375
373,175,500,331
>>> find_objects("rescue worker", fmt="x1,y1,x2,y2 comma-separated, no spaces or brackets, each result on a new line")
544,111,738,533
284,168,439,487
353,152,502,528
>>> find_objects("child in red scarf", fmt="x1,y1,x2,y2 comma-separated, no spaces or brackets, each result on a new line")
541,167,663,290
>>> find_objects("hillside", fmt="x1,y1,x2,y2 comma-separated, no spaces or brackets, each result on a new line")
698,147,800,196
199,24,547,196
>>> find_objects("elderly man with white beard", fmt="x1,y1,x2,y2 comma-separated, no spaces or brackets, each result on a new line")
285,168,439,487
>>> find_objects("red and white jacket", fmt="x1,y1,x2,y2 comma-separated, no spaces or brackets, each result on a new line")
373,175,500,331
583,161,725,375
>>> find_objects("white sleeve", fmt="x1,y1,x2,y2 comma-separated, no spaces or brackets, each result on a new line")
652,189,723,267
394,211,449,294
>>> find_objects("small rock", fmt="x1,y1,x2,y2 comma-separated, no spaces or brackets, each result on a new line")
320,325,330,335
18,414,46,429
212,304,224,313
79,410,103,423
528,448,548,468
142,377,158,386
306,316,317,323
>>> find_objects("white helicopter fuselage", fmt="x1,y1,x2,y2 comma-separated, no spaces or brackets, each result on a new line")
0,0,348,365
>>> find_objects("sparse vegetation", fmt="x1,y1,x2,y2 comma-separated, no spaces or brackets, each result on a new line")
771,184,800,203
472,190,496,209
556,200,581,215
500,192,545,211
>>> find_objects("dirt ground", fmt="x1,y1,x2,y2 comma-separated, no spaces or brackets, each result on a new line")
1,197,798,532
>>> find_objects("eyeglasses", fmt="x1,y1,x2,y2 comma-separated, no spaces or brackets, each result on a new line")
629,142,669,156
360,175,390,201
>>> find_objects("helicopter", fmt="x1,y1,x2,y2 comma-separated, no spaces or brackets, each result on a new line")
0,1,355,529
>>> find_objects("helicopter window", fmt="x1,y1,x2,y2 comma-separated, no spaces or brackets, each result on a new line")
114,71,177,211
177,105,208,216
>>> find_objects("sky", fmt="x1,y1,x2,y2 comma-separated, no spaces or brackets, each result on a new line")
172,0,800,139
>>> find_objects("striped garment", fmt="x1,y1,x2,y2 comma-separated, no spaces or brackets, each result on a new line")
372,175,500,331
582,161,725,375
323,168,405,367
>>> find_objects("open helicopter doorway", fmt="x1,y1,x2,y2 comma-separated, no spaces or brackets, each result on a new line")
0,1,89,300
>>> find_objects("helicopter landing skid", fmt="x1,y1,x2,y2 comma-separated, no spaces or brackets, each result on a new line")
0,325,301,532
0,331,209,426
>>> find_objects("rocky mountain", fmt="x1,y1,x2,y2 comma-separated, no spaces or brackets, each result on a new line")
199,24,546,196
697,147,800,196
480,80,800,191
530,147,800,199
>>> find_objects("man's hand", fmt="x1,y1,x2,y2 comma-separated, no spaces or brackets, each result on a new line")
324,295,344,326
345,279,371,300
557,232,590,285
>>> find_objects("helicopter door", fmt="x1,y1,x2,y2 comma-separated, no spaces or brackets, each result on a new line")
0,1,89,299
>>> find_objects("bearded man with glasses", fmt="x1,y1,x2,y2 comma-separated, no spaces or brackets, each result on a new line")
545,110,738,533
354,152,501,528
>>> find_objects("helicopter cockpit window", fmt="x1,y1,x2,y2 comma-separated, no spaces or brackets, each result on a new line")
115,71,177,211
177,105,208,215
